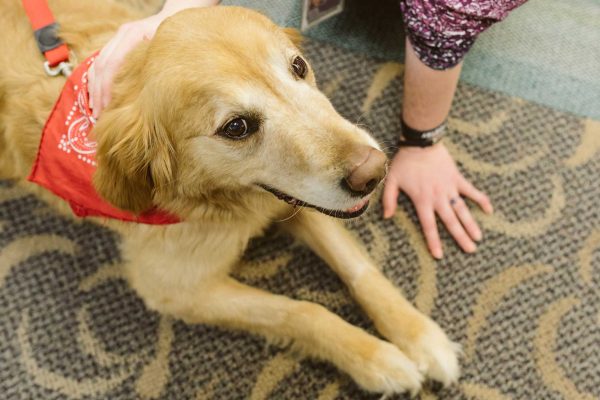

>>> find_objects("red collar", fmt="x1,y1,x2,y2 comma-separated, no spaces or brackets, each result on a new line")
29,54,180,224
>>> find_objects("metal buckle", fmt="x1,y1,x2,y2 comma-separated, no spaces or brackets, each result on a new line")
35,23,63,53
43,60,72,77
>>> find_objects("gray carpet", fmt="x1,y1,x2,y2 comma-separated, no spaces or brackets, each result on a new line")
1,36,599,399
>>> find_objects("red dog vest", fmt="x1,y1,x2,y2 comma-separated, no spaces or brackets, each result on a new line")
28,54,179,224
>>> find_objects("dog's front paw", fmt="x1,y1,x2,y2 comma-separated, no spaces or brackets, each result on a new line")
347,341,423,395
403,320,461,386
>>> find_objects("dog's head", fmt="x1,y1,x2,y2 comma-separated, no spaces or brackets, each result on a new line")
93,6,387,219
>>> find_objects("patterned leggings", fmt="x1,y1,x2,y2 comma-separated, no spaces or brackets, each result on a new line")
400,0,528,70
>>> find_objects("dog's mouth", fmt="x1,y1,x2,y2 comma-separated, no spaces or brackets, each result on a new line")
259,184,370,219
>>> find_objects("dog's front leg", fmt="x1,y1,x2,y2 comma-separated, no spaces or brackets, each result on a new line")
153,276,422,395
283,210,460,386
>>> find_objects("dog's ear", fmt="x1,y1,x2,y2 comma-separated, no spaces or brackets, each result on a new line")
282,27,303,49
93,99,176,214
92,43,176,214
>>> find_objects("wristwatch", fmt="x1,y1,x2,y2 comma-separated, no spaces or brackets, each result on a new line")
398,119,447,147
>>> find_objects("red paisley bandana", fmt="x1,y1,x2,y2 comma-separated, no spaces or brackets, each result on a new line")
28,54,179,224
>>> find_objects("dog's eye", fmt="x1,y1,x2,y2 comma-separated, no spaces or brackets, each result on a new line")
219,116,260,140
291,56,308,79
222,118,248,139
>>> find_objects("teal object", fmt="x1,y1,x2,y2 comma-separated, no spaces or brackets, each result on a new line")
221,0,600,120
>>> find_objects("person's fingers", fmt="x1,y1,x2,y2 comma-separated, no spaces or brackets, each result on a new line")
436,201,477,253
90,50,115,118
90,45,113,119
458,176,493,214
90,28,128,118
99,63,119,112
450,195,482,241
415,203,443,259
95,50,122,115
88,63,96,111
382,177,400,219
90,62,104,119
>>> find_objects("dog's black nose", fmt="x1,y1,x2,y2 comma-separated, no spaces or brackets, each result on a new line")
341,176,379,196
341,146,387,197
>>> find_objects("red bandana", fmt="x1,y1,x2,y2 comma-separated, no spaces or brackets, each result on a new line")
28,54,179,224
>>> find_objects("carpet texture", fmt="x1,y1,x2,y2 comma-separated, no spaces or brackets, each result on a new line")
1,37,599,399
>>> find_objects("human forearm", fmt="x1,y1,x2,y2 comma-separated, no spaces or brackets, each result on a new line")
401,38,462,131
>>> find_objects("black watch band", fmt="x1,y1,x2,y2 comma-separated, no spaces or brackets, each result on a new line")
398,119,447,147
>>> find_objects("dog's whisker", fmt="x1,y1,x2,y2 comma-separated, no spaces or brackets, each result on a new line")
274,204,305,223
353,110,371,127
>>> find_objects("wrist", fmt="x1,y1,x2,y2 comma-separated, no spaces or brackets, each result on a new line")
398,119,447,148
398,141,444,155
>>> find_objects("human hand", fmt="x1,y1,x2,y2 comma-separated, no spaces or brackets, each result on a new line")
382,143,493,259
88,0,219,118
88,13,164,118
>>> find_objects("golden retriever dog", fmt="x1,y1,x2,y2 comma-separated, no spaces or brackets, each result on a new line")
0,1,459,394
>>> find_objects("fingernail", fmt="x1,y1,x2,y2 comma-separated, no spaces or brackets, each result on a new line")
474,231,482,241
433,249,443,259
466,243,477,253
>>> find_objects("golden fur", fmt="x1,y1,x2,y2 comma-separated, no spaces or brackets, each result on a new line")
0,1,459,394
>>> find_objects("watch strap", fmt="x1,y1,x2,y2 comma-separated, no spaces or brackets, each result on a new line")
398,119,447,147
